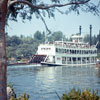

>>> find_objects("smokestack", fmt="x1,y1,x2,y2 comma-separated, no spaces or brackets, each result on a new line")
90,25,92,47
79,25,81,35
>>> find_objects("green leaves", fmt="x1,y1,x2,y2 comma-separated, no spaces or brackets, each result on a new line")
10,93,29,100
62,88,100,100
7,0,100,23
48,31,64,41
6,31,45,60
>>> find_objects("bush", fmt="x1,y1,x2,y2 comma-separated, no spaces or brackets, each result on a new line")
7,83,29,100
10,93,29,100
62,89,100,100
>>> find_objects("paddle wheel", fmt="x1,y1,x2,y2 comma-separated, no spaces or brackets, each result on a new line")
29,55,46,64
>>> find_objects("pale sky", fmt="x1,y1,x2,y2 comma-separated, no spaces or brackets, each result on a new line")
6,9,100,38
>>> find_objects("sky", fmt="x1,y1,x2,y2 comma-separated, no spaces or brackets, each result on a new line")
6,8,100,38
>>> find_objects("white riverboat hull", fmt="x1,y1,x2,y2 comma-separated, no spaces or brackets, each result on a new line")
41,62,96,66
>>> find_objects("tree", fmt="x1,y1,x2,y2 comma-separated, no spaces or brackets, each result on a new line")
34,31,45,42
96,32,100,52
49,31,63,41
84,34,90,43
9,35,22,46
92,35,97,45
0,0,100,99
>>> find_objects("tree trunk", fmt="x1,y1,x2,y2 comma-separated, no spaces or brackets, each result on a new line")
0,1,8,100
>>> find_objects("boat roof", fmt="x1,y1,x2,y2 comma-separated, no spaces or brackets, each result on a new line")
71,34,83,38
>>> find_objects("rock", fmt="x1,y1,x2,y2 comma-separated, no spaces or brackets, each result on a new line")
7,86,15,100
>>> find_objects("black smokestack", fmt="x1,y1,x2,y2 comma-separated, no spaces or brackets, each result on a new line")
79,25,81,35
90,25,92,47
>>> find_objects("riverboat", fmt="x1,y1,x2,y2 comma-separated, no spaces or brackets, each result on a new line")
29,33,97,66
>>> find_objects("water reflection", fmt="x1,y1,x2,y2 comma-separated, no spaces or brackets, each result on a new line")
7,65,100,100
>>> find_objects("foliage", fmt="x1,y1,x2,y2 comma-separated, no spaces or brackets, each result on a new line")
7,0,100,22
7,83,29,100
10,93,29,100
48,31,64,41
62,88,100,100
84,34,90,43
97,53,100,59
6,31,64,60
7,0,100,34
84,33,100,53
10,88,100,100
34,31,45,42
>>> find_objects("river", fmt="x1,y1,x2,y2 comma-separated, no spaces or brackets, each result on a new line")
7,65,100,100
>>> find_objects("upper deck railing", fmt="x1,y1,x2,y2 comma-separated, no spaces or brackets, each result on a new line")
40,41,96,49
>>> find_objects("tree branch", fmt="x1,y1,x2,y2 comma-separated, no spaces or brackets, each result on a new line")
8,0,90,10
39,12,51,34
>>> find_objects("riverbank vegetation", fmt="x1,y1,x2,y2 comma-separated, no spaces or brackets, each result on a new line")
6,31,100,62
8,88,100,100
9,93,29,100
6,31,66,61
62,88,100,100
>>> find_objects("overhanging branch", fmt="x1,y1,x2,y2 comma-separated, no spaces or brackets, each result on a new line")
8,0,90,10
38,12,51,34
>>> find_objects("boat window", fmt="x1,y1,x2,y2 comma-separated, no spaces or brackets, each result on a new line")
93,50,94,54
94,50,96,54
79,50,81,54
62,57,66,64
63,49,65,53
77,50,79,54
75,50,76,54
56,48,58,52
64,49,66,53
86,51,88,54
80,50,82,54
95,50,97,53
83,51,85,54
85,51,87,54
61,49,63,53
82,50,84,54
72,50,74,54
59,49,61,53
41,48,45,50
57,57,60,60
67,49,69,53
87,50,89,54
70,50,72,54
65,49,67,53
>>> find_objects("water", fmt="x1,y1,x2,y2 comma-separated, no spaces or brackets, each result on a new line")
7,65,100,100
